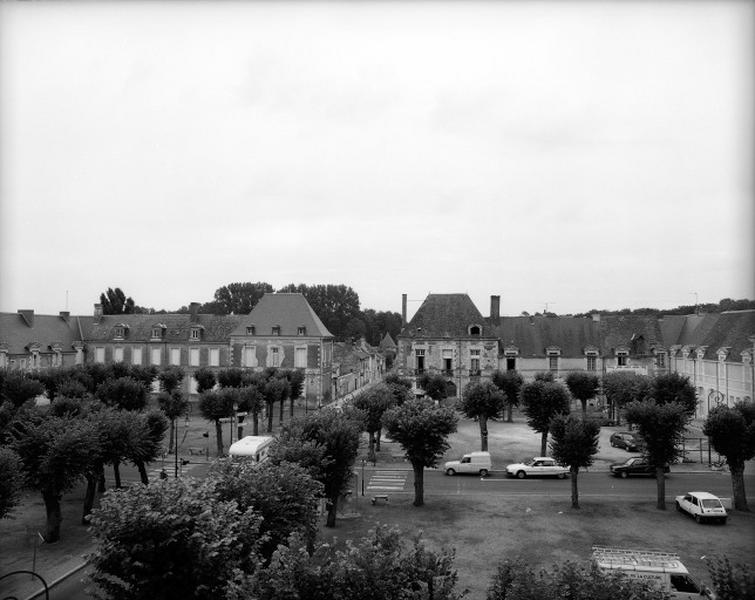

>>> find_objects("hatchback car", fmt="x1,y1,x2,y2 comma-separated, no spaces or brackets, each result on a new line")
609,431,641,451
609,456,669,478
505,457,568,479
675,491,728,524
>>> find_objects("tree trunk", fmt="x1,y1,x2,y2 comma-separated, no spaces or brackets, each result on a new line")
730,463,749,511
325,494,338,528
412,461,425,507
252,413,259,436
215,419,224,457
570,466,580,509
279,397,284,425
290,396,295,419
540,431,548,457
97,464,106,493
237,415,245,441
581,399,587,418
506,403,513,423
113,460,122,489
42,489,62,543
656,465,666,509
376,427,382,452
479,416,488,451
368,432,376,463
267,401,274,433
168,419,175,453
82,473,97,524
136,460,149,485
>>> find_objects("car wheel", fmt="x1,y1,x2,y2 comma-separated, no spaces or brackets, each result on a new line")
610,440,616,447
620,471,628,479
516,470,526,479
695,514,701,524
445,468,456,476
479,469,489,477
720,518,727,525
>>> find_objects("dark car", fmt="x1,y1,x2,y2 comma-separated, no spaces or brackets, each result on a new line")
609,456,670,478
609,431,642,451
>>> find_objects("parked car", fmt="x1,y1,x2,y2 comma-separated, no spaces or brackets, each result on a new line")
444,451,492,477
609,457,670,478
505,457,568,479
675,491,728,524
609,431,642,451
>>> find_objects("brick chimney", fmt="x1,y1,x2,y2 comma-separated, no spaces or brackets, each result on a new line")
59,311,70,323
94,303,103,322
402,294,407,325
18,309,34,327
591,313,601,322
189,302,200,323
490,295,500,323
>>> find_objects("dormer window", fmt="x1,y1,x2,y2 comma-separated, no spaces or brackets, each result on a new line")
246,325,256,335
114,323,128,340
151,324,166,340
297,326,306,336
546,346,561,371
272,325,281,336
469,325,481,336
616,349,629,367
190,326,202,341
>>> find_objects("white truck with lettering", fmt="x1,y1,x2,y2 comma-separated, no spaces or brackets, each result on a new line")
592,546,716,599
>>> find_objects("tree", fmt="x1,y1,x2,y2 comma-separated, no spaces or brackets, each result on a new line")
198,389,236,456
650,372,697,415
128,409,169,484
99,287,136,315
459,381,505,451
193,367,217,394
383,398,458,507
210,281,274,315
88,478,262,600
352,383,394,461
95,376,149,412
549,414,600,509
284,410,360,527
237,382,265,436
706,556,755,600
158,366,185,394
209,459,323,560
158,390,189,455
384,373,413,405
277,283,362,340
0,447,23,519
624,400,690,509
565,372,600,417
286,369,305,419
704,402,755,511
217,367,245,389
491,370,523,422
9,411,97,541
602,372,651,425
487,559,662,600
263,376,289,433
418,372,449,402
520,380,571,456
1,372,45,408
253,525,462,600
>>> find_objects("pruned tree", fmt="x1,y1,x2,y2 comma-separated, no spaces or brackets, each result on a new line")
194,366,217,394
157,389,189,455
382,398,458,507
565,372,600,417
158,366,185,394
521,380,571,456
1,372,45,408
237,384,265,436
0,447,23,519
352,383,394,461
263,376,289,433
99,287,136,315
95,376,148,412
418,372,449,402
549,414,600,509
88,478,262,599
286,369,305,419
459,381,505,451
128,409,169,484
624,399,690,509
602,371,651,425
198,389,236,456
384,373,413,406
703,401,755,511
217,367,245,389
491,370,523,422
651,372,697,416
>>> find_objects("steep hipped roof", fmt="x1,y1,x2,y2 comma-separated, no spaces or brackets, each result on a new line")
402,294,492,338
668,311,755,361
492,316,601,357
0,311,89,353
231,293,333,338
379,332,397,351
86,313,242,342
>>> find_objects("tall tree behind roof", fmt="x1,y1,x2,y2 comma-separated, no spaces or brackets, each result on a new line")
99,287,135,315
277,283,361,340
205,282,274,315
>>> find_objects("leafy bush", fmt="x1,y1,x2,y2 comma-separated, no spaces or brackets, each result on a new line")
706,556,755,600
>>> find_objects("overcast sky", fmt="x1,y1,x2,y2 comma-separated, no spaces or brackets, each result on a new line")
1,1,752,322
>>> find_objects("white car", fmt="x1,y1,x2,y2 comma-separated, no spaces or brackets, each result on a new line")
505,457,568,479
675,491,728,524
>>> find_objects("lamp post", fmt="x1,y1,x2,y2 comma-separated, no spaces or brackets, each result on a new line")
361,458,365,496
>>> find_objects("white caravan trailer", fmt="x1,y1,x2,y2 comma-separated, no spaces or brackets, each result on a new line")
228,435,274,463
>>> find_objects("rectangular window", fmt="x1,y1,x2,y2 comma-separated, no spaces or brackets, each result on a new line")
617,353,628,367
209,347,220,367
151,347,162,366
586,355,597,371
297,326,306,336
190,328,200,340
114,347,124,363
272,326,281,336
549,355,558,371
170,348,181,365
246,325,255,335
295,346,307,368
506,357,516,371
271,347,280,367
244,346,256,367
95,347,105,363
189,348,200,367
151,328,162,340
470,358,480,374
132,347,143,365
656,353,666,368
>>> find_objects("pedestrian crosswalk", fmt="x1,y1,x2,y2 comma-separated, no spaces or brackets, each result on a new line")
367,470,408,492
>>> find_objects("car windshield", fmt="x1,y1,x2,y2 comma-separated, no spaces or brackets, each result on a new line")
701,499,723,509
524,459,536,466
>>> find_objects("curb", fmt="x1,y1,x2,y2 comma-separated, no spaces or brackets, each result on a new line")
22,559,89,600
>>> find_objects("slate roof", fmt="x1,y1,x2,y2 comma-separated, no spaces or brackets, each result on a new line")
378,332,397,352
402,294,493,338
230,293,333,338
667,310,755,361
0,311,90,352
598,315,665,356
86,313,242,343
491,316,601,357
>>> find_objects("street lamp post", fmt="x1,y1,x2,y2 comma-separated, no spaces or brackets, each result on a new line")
361,459,365,496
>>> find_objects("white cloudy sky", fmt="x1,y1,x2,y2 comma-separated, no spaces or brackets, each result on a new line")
1,1,752,321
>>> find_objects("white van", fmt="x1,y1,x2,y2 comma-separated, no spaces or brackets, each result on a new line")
228,435,274,463
592,546,715,599
443,451,492,477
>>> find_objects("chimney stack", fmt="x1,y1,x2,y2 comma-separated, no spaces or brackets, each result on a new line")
18,309,34,327
490,295,500,323
94,303,103,322
189,302,200,323
591,313,601,323
402,294,407,325
59,311,70,323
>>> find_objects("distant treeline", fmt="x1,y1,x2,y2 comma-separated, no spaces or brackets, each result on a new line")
570,297,755,318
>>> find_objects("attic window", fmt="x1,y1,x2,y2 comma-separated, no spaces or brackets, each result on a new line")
297,326,306,336
246,325,256,335
151,325,166,340
190,327,202,341
272,325,281,336
469,325,481,336
616,350,628,367
114,325,127,340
